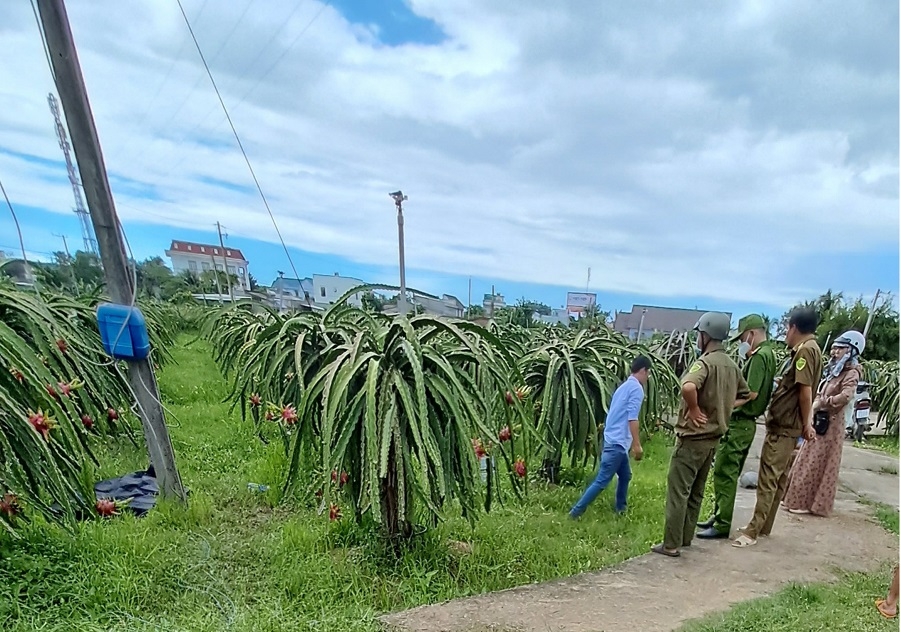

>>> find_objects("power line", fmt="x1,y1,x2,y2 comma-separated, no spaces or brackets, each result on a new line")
150,0,329,179
173,0,301,282
113,0,221,169
233,0,330,109
0,179,29,262
148,0,310,168
29,0,55,81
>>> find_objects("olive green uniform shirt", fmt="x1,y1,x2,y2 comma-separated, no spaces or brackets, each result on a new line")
677,343,751,440
766,335,824,438
733,340,778,422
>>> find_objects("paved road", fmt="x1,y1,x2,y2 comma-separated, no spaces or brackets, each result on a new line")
741,422,899,509
383,424,899,632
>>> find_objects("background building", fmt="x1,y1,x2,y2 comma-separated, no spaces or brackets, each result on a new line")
311,273,364,308
482,292,505,315
165,240,250,293
613,304,732,340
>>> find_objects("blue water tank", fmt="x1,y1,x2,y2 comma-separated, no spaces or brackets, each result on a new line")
96,303,151,360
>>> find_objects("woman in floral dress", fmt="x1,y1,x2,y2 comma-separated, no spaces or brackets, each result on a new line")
782,330,864,517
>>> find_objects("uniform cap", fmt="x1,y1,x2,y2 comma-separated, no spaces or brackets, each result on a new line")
730,314,767,341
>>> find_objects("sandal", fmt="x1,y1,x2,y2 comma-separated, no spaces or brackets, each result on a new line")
651,543,680,558
731,534,757,548
876,599,898,619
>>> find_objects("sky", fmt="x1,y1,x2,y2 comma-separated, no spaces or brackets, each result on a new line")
0,0,898,320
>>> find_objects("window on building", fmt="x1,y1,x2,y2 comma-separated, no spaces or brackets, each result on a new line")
238,267,243,276
320,287,326,298
200,247,204,253
188,261,197,272
216,264,224,271
214,248,219,255
227,266,235,274
202,261,210,271
187,245,192,251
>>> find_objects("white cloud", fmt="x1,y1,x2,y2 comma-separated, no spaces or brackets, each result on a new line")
0,0,896,308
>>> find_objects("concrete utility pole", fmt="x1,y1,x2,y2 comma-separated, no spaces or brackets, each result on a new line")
490,284,496,319
208,254,223,305
468,276,472,318
53,232,78,293
863,289,882,338
389,191,408,315
36,0,186,502
52,233,71,260
637,308,648,341
278,270,285,312
216,222,235,303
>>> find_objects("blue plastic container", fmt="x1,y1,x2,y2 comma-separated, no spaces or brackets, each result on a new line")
96,303,151,360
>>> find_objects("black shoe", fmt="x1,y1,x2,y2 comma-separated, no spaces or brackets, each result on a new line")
697,516,715,529
696,527,729,539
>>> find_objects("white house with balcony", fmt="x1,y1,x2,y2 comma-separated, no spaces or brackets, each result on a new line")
312,273,364,307
164,240,250,294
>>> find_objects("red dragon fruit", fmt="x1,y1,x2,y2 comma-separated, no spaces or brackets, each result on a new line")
498,426,512,442
281,405,298,426
0,493,21,520
27,410,55,441
81,414,94,430
471,438,488,458
56,339,68,354
95,498,118,517
249,393,262,407
513,458,527,478
328,503,342,521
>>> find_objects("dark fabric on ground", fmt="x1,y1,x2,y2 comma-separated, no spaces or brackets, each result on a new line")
94,470,159,516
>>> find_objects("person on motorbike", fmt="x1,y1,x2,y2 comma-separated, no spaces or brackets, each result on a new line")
782,330,864,517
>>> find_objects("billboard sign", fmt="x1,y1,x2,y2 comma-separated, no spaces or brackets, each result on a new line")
566,292,597,314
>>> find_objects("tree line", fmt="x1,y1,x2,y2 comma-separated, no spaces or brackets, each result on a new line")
12,251,897,361
23,250,259,303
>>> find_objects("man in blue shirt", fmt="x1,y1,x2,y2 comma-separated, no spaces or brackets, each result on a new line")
569,356,651,518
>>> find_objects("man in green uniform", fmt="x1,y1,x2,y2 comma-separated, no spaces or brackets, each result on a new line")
697,314,777,539
733,307,822,548
652,312,751,558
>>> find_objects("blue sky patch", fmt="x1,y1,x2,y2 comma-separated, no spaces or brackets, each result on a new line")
330,0,446,46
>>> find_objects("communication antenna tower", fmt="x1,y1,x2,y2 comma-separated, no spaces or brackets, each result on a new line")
48,92,98,255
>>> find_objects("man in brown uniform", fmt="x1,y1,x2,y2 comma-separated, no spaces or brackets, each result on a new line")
733,307,822,548
652,312,751,557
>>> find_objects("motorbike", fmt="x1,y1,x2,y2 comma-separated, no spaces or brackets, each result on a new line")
845,381,873,443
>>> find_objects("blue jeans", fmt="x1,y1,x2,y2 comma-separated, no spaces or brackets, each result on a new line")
570,444,631,516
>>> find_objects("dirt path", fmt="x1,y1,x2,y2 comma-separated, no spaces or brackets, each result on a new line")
382,428,899,632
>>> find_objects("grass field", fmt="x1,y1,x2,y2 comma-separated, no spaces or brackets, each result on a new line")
0,338,676,632
858,436,901,458
679,485,900,632
679,569,898,632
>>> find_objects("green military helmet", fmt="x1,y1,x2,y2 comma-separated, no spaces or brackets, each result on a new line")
693,312,732,341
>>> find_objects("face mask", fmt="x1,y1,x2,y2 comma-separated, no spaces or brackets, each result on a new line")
737,341,751,359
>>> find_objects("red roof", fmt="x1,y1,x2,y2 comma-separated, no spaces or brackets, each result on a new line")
166,240,247,261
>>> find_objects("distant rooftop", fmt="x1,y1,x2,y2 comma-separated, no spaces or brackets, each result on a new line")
613,304,732,334
166,240,247,261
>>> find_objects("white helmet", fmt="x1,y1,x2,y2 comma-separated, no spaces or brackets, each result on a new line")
833,330,865,356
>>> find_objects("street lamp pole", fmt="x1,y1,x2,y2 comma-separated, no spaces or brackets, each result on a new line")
637,308,648,341
389,191,408,315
